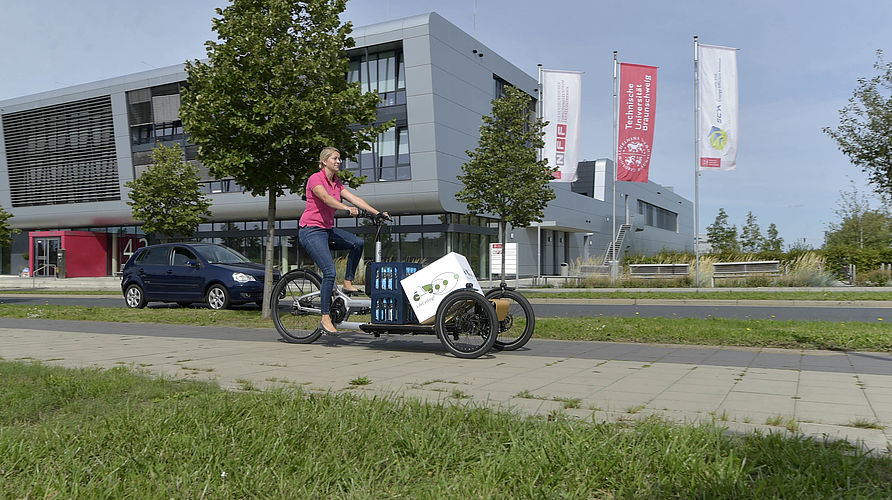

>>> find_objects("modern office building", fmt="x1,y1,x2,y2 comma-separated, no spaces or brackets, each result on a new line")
0,12,692,278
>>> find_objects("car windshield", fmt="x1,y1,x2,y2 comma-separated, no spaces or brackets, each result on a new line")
193,244,253,264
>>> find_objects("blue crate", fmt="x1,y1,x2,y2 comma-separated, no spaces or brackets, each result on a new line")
370,291,418,324
368,262,422,324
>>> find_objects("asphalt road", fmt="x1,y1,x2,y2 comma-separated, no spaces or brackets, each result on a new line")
3,295,891,322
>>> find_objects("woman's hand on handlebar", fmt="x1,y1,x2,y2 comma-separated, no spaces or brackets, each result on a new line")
345,206,359,217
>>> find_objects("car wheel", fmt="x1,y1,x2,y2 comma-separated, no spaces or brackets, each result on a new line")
124,284,147,309
206,284,231,310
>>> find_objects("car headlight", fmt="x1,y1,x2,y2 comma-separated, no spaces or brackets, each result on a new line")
232,272,256,283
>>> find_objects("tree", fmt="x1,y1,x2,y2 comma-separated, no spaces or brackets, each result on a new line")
456,86,554,279
824,180,892,248
739,211,764,253
0,204,20,248
762,223,783,252
125,143,211,243
823,50,892,197
179,0,390,318
705,208,739,253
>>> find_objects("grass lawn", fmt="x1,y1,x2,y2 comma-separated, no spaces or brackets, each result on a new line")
2,304,891,352
1,360,889,498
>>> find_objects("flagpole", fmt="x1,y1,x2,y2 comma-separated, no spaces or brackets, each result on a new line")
693,36,701,289
537,63,543,282
612,51,618,285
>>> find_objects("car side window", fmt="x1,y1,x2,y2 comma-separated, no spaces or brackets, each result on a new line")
172,247,197,266
140,247,170,265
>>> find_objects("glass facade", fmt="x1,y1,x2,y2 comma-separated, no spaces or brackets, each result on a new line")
126,46,411,191
637,200,678,232
343,47,410,182
182,214,495,279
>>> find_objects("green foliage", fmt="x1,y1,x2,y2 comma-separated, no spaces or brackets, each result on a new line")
824,180,892,249
124,143,211,242
739,211,764,252
822,246,892,279
457,86,554,276
0,204,20,248
763,223,783,252
823,50,892,197
705,208,739,253
456,86,554,227
179,0,388,198
179,0,392,316
856,268,891,286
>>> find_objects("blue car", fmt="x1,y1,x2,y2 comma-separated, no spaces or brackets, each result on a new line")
122,243,280,309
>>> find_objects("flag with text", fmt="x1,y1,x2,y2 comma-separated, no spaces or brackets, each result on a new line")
542,69,583,182
698,44,739,171
616,63,657,183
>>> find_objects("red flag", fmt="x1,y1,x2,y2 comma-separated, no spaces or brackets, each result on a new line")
616,63,657,182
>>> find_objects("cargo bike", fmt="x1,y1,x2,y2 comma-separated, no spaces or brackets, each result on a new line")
270,211,535,359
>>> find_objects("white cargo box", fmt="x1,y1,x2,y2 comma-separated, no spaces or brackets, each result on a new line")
400,252,483,324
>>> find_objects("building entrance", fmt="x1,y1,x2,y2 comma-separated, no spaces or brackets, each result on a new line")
33,237,60,277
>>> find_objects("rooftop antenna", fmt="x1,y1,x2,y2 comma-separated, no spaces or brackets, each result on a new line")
474,0,478,38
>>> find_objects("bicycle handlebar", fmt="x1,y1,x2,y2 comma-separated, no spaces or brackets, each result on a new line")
337,209,390,224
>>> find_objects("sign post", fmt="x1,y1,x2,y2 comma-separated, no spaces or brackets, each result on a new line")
489,242,518,287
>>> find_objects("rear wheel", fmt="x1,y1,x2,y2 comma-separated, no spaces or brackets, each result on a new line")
206,284,231,310
272,270,324,344
485,288,535,351
124,284,147,309
434,290,497,359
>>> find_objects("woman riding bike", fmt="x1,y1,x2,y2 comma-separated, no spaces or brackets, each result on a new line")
298,146,387,335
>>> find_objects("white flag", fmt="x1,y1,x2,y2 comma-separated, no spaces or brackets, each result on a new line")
541,69,583,182
698,44,738,171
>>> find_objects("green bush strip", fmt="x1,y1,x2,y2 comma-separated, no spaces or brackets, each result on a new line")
1,361,889,498
524,290,892,301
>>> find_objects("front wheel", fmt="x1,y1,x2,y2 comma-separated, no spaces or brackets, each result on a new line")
435,290,497,359
485,288,535,351
206,284,231,310
271,270,324,344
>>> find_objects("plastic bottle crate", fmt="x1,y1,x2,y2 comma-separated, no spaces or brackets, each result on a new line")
368,262,422,324
370,291,418,324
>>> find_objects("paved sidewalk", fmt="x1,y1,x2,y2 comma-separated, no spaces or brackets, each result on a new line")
1,318,890,455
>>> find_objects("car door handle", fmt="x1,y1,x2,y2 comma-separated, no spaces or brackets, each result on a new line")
167,270,174,274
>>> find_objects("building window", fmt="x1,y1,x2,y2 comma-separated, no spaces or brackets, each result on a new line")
349,48,406,107
637,200,678,232
494,75,510,99
344,125,410,182
126,83,186,146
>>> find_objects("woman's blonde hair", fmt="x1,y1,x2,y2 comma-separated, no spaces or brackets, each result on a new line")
319,147,340,168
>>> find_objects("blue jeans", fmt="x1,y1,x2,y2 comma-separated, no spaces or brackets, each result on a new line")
298,226,364,315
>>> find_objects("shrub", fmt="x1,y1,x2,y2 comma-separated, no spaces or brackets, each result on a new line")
856,268,892,286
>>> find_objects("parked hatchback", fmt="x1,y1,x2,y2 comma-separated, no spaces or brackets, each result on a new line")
121,243,279,309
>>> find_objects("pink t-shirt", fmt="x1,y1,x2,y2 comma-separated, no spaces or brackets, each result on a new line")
299,170,343,229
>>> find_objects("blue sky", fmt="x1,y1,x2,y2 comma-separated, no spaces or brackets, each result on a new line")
2,0,890,248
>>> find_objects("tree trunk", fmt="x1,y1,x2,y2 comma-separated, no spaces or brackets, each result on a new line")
261,190,277,320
